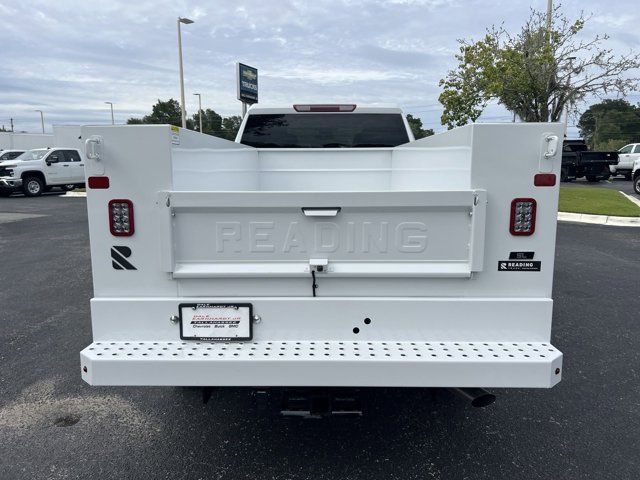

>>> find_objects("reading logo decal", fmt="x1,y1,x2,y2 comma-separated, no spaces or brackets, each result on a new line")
498,260,541,272
111,246,137,270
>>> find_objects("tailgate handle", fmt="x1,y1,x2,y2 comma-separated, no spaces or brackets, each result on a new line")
301,207,341,217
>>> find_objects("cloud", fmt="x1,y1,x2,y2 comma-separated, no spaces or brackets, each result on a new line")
0,0,638,134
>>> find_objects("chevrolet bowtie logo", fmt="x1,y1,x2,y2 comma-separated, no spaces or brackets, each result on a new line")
242,70,257,81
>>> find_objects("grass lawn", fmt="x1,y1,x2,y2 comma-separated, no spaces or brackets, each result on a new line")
559,187,640,217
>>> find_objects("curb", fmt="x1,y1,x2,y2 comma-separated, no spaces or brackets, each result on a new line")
63,192,87,197
558,212,640,227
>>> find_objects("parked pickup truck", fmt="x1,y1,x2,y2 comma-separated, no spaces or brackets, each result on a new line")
0,147,85,197
611,143,640,179
79,105,564,412
0,149,25,161
632,159,640,195
561,139,618,182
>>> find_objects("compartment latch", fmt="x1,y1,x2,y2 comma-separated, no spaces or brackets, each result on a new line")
309,258,329,273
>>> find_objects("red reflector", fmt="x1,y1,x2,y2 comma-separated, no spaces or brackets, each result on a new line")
109,199,134,236
534,174,556,187
88,176,110,189
509,198,537,236
293,104,357,112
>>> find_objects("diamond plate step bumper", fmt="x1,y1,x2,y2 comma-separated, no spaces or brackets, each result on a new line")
81,340,562,388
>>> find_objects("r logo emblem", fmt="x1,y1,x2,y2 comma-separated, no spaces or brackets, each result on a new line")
111,246,136,270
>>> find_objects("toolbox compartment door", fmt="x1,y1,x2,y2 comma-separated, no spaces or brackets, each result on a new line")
159,190,486,278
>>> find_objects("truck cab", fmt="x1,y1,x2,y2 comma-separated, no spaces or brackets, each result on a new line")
79,105,564,403
236,105,414,148
0,147,85,197
612,143,640,179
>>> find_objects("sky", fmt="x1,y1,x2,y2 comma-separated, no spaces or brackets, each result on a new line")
1,0,639,136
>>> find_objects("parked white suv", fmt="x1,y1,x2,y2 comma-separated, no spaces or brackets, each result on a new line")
610,143,640,179
0,148,85,197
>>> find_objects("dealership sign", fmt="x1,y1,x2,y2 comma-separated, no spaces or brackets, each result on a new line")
236,63,258,104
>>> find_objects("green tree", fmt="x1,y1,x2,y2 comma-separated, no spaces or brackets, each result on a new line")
192,109,223,136
406,114,434,139
578,99,640,150
221,115,242,140
439,8,640,129
128,100,242,140
127,99,194,129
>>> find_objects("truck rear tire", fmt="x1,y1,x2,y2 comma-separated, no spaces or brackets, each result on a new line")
23,176,44,197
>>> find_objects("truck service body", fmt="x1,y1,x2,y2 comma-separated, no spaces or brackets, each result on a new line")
80,106,563,393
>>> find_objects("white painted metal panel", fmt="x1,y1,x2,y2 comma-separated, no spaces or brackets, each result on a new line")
162,190,486,279
90,297,554,342
81,340,562,388
0,132,53,150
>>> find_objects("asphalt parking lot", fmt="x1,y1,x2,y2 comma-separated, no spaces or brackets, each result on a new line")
1,196,639,480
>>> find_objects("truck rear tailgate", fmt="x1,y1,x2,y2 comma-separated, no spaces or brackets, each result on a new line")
160,190,486,279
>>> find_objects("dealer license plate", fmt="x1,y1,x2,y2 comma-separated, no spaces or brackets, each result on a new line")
179,303,253,341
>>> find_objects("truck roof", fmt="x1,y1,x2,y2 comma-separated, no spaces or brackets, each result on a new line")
246,105,404,115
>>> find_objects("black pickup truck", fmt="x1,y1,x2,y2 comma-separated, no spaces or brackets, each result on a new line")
561,140,619,182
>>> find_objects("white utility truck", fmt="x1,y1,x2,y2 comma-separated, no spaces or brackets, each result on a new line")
0,132,53,151
80,105,564,410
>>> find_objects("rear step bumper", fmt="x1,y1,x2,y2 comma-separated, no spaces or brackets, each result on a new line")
80,340,562,388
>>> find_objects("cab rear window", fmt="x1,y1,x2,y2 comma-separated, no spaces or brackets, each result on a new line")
240,113,410,148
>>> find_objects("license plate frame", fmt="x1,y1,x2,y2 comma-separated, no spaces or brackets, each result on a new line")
179,303,253,341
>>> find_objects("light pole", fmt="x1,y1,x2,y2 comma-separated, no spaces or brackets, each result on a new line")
34,110,44,133
193,93,202,132
105,101,115,124
177,17,194,129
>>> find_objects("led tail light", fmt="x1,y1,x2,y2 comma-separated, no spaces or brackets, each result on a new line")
109,199,134,236
293,104,357,112
510,198,536,236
